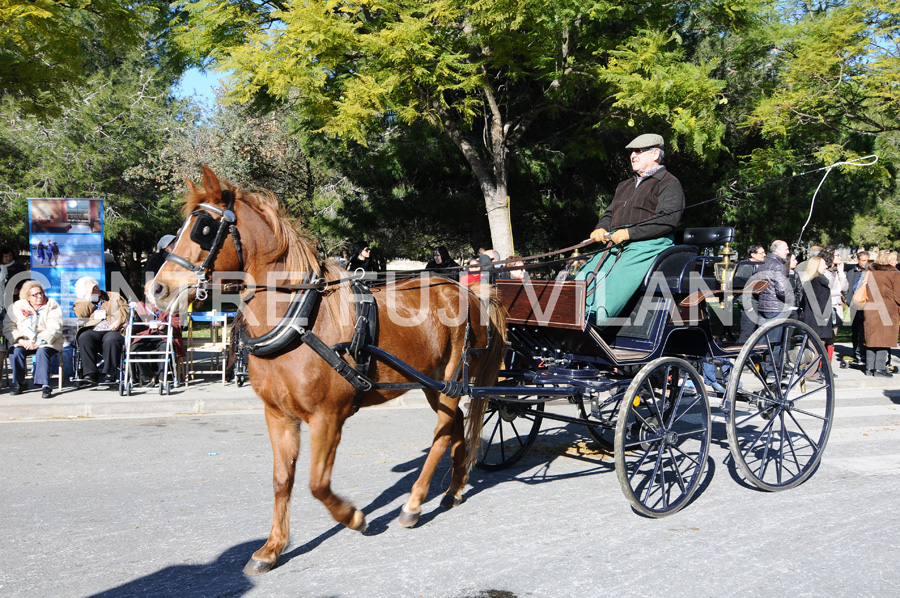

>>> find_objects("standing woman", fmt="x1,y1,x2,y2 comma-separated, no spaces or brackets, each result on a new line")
800,256,834,346
787,252,804,319
2,281,63,398
862,250,900,377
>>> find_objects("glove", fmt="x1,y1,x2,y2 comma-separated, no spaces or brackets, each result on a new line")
610,229,630,245
590,228,609,243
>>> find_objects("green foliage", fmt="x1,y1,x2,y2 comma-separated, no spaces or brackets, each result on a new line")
0,31,193,287
0,0,144,118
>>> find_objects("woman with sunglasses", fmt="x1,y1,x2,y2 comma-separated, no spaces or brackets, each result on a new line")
3,281,63,398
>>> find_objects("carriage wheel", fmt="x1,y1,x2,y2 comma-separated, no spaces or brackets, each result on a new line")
725,318,834,491
476,395,545,471
118,380,126,396
614,357,711,518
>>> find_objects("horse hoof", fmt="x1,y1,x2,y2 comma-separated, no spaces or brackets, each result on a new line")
243,558,275,576
398,506,420,528
349,509,367,533
440,494,463,509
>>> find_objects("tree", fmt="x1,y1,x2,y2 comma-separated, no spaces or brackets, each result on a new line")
175,0,745,257
0,0,142,118
0,15,196,288
719,0,900,249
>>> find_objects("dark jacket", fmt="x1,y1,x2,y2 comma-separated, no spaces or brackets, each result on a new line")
425,246,460,279
756,254,788,315
863,264,900,348
801,274,834,340
595,166,684,242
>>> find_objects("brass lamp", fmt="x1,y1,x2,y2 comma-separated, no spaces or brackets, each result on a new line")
714,242,736,292
567,248,584,276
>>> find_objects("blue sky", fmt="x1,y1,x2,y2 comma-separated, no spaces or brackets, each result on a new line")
174,67,223,104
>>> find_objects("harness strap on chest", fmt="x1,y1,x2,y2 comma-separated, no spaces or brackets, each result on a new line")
348,281,378,413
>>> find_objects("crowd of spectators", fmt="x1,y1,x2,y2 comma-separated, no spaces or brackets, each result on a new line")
6,231,900,401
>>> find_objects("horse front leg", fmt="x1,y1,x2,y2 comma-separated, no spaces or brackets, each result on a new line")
244,407,301,576
440,403,468,509
307,411,367,532
399,392,458,527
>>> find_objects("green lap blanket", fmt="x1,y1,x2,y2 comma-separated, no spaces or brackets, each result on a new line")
575,235,673,327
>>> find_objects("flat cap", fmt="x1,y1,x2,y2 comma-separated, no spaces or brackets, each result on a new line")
625,133,664,150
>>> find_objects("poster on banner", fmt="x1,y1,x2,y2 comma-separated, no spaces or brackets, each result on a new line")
28,198,106,320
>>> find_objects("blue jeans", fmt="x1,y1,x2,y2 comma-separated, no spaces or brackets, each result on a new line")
11,346,59,386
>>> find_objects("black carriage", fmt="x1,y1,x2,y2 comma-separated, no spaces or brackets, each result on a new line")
474,227,835,517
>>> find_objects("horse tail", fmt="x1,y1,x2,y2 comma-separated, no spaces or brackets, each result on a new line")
464,285,508,472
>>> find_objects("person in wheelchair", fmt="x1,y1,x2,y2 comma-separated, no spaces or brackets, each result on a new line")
3,281,63,398
130,300,184,386
577,133,684,327
73,276,128,387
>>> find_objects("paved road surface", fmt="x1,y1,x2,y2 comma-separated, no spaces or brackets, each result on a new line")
2,381,899,597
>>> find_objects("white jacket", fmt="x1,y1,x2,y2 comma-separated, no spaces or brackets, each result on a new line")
3,297,64,351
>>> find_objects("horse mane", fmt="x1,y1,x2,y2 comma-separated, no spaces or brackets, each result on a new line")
183,183,345,285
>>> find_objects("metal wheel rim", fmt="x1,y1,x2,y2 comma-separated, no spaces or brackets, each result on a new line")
725,318,834,491
614,357,711,517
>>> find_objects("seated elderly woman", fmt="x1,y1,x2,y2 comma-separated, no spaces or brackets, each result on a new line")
2,281,63,398
73,276,129,387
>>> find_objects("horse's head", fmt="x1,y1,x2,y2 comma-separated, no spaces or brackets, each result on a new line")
147,166,245,312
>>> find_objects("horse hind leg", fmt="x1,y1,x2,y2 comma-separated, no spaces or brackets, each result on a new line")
307,412,367,532
244,407,301,576
399,389,459,528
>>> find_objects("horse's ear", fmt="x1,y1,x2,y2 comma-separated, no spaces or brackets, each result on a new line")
200,165,223,200
184,178,198,194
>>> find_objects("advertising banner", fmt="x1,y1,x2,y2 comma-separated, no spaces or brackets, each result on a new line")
28,198,105,320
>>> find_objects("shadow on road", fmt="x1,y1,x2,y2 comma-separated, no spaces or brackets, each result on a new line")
87,540,262,597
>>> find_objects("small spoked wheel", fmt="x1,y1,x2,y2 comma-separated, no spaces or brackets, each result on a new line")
614,357,711,517
476,394,545,471
725,318,834,491
579,387,625,452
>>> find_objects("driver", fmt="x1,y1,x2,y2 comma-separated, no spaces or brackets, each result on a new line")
576,133,684,326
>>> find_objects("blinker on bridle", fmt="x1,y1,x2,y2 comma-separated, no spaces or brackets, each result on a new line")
165,189,245,301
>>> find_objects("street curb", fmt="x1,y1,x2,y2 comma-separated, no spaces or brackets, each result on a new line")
0,383,433,422
2,342,897,421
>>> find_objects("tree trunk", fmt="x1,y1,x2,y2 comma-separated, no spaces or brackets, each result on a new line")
483,186,514,258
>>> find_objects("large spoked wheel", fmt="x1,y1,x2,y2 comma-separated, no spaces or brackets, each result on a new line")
476,394,545,471
614,357,711,517
725,318,834,491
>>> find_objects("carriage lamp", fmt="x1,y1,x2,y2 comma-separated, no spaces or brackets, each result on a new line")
714,242,737,292
567,248,585,277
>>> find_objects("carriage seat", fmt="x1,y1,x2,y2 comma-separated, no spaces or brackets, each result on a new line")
639,227,735,292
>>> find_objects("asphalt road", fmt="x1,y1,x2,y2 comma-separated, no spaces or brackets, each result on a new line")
2,383,900,598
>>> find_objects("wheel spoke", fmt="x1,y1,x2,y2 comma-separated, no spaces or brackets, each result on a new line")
666,446,687,494
785,409,822,451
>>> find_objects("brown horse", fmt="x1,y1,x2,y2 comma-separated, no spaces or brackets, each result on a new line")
149,166,506,574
